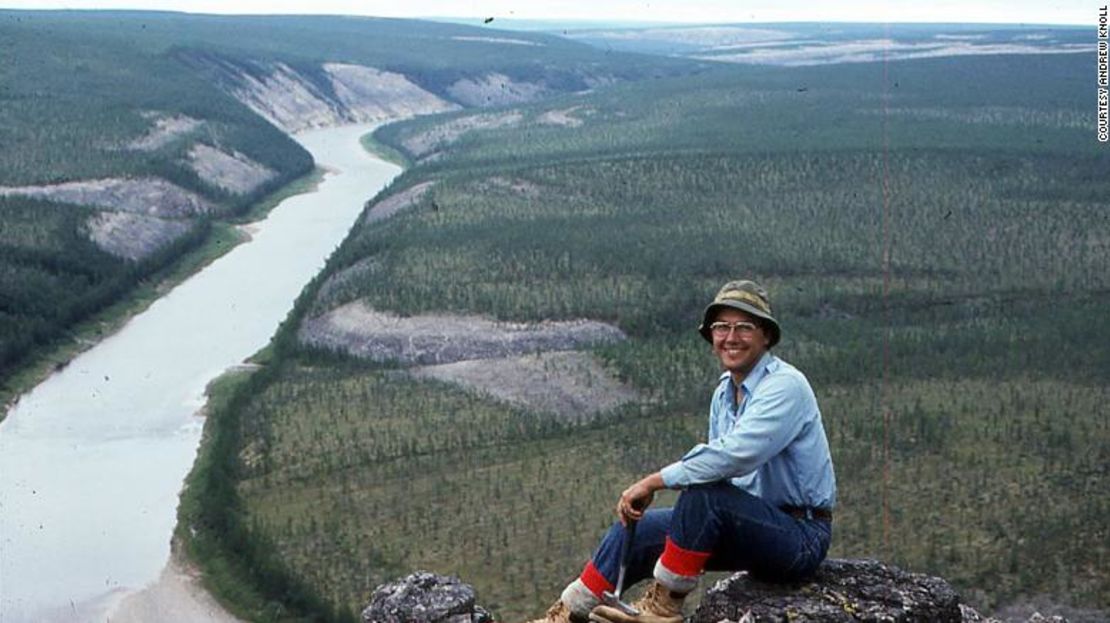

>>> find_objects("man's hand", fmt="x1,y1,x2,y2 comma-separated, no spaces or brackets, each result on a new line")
616,472,666,526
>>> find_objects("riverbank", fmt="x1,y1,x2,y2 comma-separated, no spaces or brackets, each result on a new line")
0,168,325,422
164,125,406,623
109,547,244,623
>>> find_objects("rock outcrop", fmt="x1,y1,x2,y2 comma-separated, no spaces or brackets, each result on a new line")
126,112,204,151
297,301,626,366
410,350,638,421
177,51,460,133
186,143,276,196
0,178,213,260
695,558,961,622
694,559,1070,623
445,72,550,108
362,563,1072,623
85,212,194,261
0,178,213,218
396,111,524,160
362,572,492,623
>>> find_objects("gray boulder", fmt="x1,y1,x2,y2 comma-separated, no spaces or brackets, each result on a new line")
362,571,493,623
692,559,964,622
691,559,1071,623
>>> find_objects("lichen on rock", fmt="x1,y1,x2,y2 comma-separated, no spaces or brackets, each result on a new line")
362,572,492,623
693,559,962,622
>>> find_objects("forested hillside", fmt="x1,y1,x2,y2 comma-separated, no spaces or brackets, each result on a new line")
0,10,693,406
0,19,301,397
182,44,1109,623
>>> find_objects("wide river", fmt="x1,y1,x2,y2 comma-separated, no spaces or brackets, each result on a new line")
0,124,399,622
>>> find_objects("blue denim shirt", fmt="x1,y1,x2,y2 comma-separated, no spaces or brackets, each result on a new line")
660,352,836,510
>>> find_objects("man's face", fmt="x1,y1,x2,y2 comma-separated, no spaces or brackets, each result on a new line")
710,308,770,380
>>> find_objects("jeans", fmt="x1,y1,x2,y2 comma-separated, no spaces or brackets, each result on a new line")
590,483,831,589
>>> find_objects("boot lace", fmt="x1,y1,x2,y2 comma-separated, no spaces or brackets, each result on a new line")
637,582,681,617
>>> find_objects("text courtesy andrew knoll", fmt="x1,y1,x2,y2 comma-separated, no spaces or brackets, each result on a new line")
1099,6,1108,142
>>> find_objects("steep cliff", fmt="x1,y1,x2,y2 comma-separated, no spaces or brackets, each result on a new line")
176,51,460,134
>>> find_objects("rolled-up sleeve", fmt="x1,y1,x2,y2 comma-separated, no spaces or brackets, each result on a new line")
660,373,809,488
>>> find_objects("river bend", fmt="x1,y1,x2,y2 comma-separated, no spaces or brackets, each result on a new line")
0,124,399,622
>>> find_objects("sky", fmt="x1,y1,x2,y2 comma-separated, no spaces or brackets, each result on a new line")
0,0,1096,26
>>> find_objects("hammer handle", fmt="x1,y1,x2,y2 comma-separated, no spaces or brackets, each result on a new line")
613,519,637,599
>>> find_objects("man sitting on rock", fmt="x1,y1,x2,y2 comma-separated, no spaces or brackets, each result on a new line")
522,280,837,623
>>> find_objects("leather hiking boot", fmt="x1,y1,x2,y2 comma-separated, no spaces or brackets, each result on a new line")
587,581,685,623
524,600,587,623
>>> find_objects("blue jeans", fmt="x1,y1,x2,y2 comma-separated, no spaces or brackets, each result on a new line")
590,483,831,589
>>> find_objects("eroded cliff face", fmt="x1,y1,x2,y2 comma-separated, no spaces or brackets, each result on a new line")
2,51,462,261
0,111,282,261
186,144,277,196
14,47,616,261
178,51,460,133
445,72,551,107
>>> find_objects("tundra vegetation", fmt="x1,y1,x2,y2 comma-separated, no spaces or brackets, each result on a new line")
181,49,1109,622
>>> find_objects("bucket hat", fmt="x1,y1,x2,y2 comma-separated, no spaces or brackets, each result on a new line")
698,280,781,347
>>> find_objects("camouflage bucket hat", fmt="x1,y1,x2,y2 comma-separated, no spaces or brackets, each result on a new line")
698,280,781,347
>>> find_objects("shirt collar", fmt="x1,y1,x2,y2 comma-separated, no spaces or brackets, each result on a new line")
717,351,777,396
741,351,775,394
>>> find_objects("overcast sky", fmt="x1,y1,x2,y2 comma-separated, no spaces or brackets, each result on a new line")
0,0,1096,25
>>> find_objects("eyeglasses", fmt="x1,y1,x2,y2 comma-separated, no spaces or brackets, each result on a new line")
708,321,759,337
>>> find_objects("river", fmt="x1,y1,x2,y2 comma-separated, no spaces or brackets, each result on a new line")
0,124,400,622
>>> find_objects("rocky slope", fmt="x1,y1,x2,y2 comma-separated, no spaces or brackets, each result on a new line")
177,51,460,134
298,177,638,420
0,111,281,261
299,301,626,366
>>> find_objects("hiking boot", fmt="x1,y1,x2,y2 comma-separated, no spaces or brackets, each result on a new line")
523,600,588,623
587,581,685,623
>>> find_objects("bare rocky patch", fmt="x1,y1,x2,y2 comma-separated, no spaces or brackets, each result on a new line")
0,177,214,259
362,180,436,225
480,176,543,198
536,106,590,128
228,63,342,131
126,113,203,151
324,63,460,124
187,56,458,133
411,350,637,420
85,212,193,261
0,178,214,218
187,144,277,196
446,73,549,108
298,300,625,365
312,257,384,313
399,111,524,159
